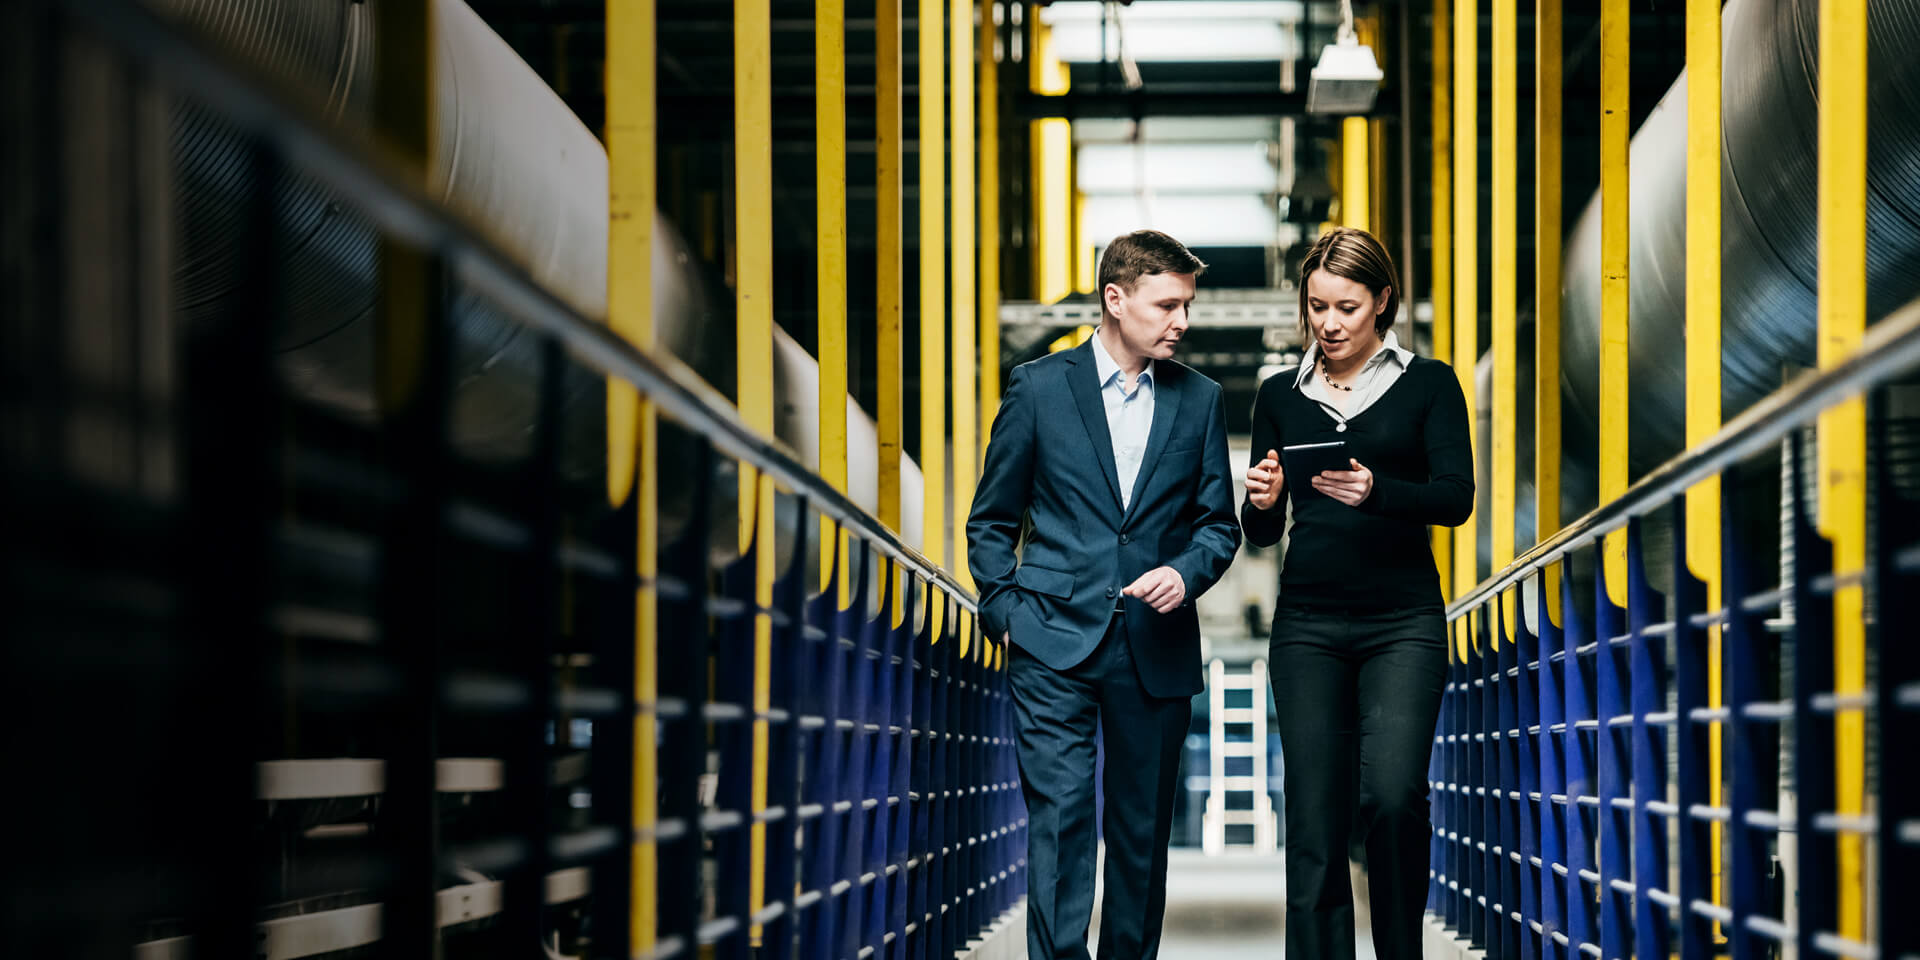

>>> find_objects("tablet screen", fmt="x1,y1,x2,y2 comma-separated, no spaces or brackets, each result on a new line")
1280,441,1351,489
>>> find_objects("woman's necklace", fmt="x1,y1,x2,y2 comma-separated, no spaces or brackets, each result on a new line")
1320,356,1354,392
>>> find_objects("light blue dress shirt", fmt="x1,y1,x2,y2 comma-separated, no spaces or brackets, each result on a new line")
1091,330,1155,511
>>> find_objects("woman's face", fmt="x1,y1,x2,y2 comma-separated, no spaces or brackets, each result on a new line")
1305,269,1389,365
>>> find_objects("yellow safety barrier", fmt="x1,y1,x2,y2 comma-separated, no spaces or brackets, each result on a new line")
1431,0,1453,602
1817,0,1868,933
1599,0,1629,608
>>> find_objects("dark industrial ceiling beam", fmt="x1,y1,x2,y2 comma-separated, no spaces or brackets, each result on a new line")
1014,89,1388,121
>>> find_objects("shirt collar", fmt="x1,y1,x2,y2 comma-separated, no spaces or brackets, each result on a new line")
1091,327,1153,389
1293,329,1413,387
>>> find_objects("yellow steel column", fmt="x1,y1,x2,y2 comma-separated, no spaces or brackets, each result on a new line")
1027,125,1070,302
1029,10,1071,305
1355,13,1384,237
372,0,433,415
607,8,655,515
1430,0,1453,600
1370,120,1387,240
1073,189,1095,295
606,0,657,949
1684,0,1725,915
878,0,906,623
1598,0,1629,608
1536,0,1561,627
367,0,440,944
1817,0,1868,932
819,0,851,596
1492,0,1516,642
951,0,976,589
1342,117,1370,230
920,0,948,589
732,0,775,924
1452,0,1478,600
979,0,1002,452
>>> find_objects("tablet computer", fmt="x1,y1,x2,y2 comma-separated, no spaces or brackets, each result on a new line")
1280,440,1351,484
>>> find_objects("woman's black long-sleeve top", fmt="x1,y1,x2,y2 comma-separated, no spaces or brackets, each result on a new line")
1241,356,1474,613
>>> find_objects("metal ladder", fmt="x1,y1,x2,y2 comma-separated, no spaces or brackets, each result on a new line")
1202,658,1278,855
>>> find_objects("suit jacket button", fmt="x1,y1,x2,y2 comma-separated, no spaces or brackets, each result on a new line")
1106,587,1117,599
1120,534,1131,545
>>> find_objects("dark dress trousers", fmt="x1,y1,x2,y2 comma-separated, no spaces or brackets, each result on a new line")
968,340,1240,960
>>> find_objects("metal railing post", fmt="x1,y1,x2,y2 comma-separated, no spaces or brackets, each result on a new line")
1627,522,1669,958
1670,499,1715,960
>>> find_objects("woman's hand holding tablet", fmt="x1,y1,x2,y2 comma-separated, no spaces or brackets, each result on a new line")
1284,441,1376,506
1280,441,1350,482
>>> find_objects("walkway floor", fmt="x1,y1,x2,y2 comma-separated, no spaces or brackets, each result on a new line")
1092,850,1379,959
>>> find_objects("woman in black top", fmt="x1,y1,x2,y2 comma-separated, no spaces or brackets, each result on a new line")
1242,227,1473,960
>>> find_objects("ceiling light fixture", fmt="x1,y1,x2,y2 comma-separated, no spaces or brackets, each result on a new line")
1306,0,1382,114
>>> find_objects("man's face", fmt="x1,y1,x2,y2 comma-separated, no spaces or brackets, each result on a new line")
1103,271,1198,362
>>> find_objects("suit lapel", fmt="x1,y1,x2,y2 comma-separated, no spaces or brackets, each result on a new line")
1122,363,1184,526
1065,342,1126,513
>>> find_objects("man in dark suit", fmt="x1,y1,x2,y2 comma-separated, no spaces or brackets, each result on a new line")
968,230,1241,959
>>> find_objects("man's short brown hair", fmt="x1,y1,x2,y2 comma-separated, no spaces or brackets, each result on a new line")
1097,229,1208,298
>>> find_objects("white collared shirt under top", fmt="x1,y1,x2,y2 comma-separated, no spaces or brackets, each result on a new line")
1091,328,1155,511
1294,329,1415,432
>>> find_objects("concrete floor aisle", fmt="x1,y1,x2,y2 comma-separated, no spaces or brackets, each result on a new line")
1094,850,1380,959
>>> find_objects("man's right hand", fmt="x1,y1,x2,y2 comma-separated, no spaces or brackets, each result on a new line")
1245,449,1284,511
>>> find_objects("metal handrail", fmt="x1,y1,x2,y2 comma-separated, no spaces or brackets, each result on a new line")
54,0,977,610
1447,293,1920,620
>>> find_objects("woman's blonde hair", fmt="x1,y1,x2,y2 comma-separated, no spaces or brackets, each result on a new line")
1296,226,1401,340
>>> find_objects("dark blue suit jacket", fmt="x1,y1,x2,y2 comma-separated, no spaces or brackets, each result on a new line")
966,339,1241,698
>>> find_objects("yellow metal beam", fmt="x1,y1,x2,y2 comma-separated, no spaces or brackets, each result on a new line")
372,0,433,415
952,0,976,591
1452,0,1478,601
1356,13,1384,238
920,0,948,591
877,0,904,541
607,6,654,511
1599,0,1629,608
878,0,906,627
1029,8,1069,94
1050,325,1095,354
735,0,775,532
1069,143,1090,296
1369,118,1387,240
818,0,850,597
1493,0,1517,644
1073,190,1095,295
1536,0,1562,628
979,0,1002,455
1683,0,1725,918
1430,0,1452,601
1342,116,1369,230
1031,120,1071,304
1029,9,1071,305
732,0,775,927
1817,0,1868,933
606,0,656,949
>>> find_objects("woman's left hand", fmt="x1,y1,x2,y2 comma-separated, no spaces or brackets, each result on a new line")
1311,458,1374,507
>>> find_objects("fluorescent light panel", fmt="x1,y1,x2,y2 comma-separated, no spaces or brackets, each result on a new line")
1083,193,1279,248
1073,117,1286,144
1076,142,1279,194
1041,1,1305,23
1041,1,1306,62
1050,21,1296,62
